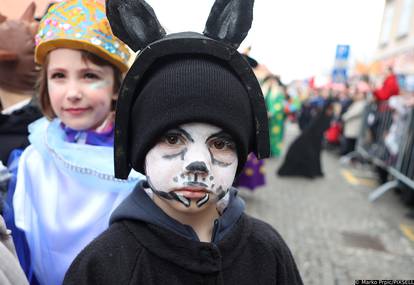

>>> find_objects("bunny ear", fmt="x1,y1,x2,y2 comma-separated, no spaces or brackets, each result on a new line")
20,2,36,22
0,13,6,24
203,0,254,49
106,0,166,52
0,50,18,61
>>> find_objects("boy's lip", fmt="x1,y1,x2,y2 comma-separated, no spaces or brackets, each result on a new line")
172,187,210,199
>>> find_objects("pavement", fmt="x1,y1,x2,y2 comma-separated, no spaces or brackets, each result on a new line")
242,122,414,284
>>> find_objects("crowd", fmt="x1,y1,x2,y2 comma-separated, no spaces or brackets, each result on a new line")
287,64,414,208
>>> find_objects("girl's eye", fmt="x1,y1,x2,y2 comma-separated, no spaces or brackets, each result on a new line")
84,72,100,80
50,72,65,79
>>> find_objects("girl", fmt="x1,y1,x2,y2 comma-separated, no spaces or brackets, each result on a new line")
5,1,142,284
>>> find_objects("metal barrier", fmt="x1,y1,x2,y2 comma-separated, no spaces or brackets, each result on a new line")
355,100,414,201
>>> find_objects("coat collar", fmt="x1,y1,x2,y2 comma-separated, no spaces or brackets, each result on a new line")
121,212,252,273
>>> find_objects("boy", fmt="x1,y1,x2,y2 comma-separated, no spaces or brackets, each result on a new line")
64,0,303,284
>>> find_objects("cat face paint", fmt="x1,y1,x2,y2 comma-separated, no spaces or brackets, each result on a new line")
145,123,238,208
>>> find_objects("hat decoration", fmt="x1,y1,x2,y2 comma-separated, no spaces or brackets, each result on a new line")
35,0,131,72
106,0,270,179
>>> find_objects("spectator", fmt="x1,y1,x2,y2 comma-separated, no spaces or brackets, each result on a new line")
384,75,414,158
340,82,368,156
373,66,399,101
0,215,28,285
0,3,42,171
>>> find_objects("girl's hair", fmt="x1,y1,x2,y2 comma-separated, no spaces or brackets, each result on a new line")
37,50,123,119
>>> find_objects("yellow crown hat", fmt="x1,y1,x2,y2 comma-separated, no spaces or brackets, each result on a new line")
35,0,131,72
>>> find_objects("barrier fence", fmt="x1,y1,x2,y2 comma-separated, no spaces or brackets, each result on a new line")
356,100,414,201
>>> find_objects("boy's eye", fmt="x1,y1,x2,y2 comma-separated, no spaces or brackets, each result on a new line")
50,72,65,79
208,136,237,165
162,133,185,145
166,135,179,144
213,140,226,149
209,138,235,151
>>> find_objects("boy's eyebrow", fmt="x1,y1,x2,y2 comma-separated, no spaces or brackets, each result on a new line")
206,131,233,142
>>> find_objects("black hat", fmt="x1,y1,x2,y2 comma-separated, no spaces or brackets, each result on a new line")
106,0,270,179
130,54,253,175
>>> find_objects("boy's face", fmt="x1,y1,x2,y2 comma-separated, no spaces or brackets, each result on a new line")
145,123,238,209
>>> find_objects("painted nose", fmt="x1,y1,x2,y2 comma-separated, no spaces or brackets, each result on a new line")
185,161,209,174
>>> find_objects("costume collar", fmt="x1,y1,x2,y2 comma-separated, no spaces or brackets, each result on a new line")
61,122,114,146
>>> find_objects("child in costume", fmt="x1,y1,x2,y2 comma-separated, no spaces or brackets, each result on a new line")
4,1,142,284
63,0,303,284
263,74,288,158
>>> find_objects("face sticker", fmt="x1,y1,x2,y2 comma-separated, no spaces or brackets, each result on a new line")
145,123,238,208
88,80,110,90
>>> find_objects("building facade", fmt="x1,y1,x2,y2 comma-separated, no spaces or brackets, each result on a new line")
375,0,414,75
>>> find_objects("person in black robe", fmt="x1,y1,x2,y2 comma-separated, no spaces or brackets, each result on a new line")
277,98,334,178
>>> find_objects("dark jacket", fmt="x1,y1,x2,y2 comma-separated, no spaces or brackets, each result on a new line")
63,183,303,285
0,100,42,163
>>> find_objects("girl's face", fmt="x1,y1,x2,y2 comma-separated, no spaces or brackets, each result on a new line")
47,48,116,131
145,123,238,213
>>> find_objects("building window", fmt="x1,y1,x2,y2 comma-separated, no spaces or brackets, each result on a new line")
397,0,414,37
380,0,395,45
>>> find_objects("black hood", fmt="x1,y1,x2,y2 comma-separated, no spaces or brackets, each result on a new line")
110,180,245,243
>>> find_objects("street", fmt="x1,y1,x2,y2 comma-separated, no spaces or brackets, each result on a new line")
242,122,414,284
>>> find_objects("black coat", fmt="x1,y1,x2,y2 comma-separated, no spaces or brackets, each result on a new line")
0,100,41,163
278,100,333,178
64,214,303,285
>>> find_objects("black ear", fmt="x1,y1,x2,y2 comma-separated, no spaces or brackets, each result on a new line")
106,0,166,52
203,0,254,49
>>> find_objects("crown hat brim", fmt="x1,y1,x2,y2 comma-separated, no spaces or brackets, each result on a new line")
115,32,270,179
34,0,131,73
35,38,129,73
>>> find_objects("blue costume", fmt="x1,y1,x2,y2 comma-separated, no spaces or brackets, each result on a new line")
4,118,142,285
